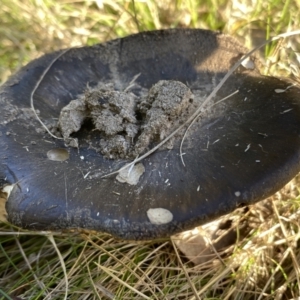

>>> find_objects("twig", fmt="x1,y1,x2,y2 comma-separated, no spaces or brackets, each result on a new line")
272,200,300,293
257,248,290,300
132,0,141,32
0,230,64,236
124,73,141,92
179,90,239,166
96,264,151,300
171,238,201,300
14,235,47,295
30,48,73,140
45,234,69,300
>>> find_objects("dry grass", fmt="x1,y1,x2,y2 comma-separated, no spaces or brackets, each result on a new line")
2,182,300,299
1,0,300,299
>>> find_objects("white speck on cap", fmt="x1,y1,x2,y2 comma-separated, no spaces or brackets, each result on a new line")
147,208,173,225
235,191,241,197
241,56,255,69
47,148,69,162
116,163,145,185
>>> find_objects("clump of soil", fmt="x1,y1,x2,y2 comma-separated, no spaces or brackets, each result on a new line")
58,80,194,159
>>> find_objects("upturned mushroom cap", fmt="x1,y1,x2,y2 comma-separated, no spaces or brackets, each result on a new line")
1,29,300,240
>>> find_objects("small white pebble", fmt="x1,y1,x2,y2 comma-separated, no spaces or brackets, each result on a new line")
147,208,173,225
275,89,286,93
235,191,241,197
47,148,69,162
116,163,145,185
80,156,84,160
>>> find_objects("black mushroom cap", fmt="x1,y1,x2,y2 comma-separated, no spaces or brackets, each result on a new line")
1,29,300,240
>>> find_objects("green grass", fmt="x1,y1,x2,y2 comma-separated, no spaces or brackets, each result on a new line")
1,0,300,299
1,0,299,84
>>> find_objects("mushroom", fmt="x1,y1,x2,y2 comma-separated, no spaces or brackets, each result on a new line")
1,29,300,240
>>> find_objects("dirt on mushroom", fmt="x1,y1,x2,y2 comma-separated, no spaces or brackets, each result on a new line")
58,80,196,159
